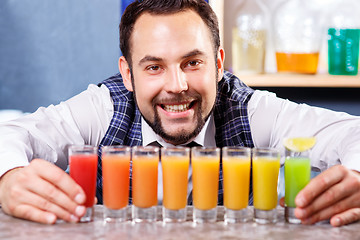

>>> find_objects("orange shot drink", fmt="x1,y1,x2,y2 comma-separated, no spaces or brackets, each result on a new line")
252,148,280,224
131,146,159,223
161,147,190,223
69,145,98,222
222,147,251,223
102,146,131,222
191,147,220,223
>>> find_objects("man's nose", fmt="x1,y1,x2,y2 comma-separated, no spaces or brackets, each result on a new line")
164,68,188,93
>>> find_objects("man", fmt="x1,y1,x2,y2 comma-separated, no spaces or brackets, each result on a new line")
0,0,359,226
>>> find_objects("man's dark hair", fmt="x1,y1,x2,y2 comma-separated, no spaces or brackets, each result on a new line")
119,0,220,68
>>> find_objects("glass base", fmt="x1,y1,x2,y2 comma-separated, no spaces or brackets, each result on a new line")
224,208,251,224
193,207,217,223
254,208,277,224
285,207,301,224
80,207,94,223
104,207,128,223
162,207,186,223
132,205,157,223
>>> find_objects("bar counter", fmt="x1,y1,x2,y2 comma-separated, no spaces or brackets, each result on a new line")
0,205,359,240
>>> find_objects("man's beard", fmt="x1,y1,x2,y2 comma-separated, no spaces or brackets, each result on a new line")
149,94,213,145
136,90,214,145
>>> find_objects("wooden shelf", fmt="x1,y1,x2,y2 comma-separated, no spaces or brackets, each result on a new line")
237,73,360,88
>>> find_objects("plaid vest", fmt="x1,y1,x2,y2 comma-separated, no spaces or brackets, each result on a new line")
97,71,255,205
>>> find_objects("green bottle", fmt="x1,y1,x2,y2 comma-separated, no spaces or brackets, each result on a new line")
326,0,360,75
328,28,359,75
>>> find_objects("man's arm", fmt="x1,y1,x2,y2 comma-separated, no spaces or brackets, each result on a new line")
0,84,113,223
248,90,360,226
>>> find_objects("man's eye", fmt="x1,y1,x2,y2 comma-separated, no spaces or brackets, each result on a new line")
185,60,202,69
146,65,160,71
188,60,199,67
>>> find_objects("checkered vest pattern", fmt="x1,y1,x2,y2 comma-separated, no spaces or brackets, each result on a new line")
97,71,255,205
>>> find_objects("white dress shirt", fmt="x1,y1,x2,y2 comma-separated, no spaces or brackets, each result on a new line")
1,83,360,180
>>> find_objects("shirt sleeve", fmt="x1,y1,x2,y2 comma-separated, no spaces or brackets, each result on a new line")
0,84,113,176
248,90,360,172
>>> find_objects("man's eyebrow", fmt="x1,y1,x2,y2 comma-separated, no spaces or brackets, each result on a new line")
181,49,206,59
138,56,163,66
138,49,206,66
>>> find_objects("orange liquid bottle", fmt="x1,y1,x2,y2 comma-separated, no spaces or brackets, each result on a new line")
276,52,319,74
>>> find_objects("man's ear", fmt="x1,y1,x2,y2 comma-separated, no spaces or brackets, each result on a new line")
118,56,133,92
216,47,225,82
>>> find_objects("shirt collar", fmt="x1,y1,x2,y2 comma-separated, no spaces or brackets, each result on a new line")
141,114,216,147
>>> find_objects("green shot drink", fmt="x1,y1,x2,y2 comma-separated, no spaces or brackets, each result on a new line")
283,137,316,224
285,157,311,208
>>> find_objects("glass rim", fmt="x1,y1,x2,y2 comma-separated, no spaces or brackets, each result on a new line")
161,146,191,154
68,145,98,152
161,146,190,150
252,147,279,153
131,146,160,157
222,146,251,152
131,146,160,150
69,144,98,148
191,146,220,151
102,145,131,151
252,147,280,160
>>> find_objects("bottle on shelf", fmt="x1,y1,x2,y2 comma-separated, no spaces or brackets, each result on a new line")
272,0,323,74
232,0,268,75
326,0,360,76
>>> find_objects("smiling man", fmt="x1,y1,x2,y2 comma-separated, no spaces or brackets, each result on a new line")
0,0,360,227
120,10,221,145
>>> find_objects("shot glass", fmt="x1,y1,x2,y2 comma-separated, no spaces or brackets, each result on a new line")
252,148,280,224
69,145,98,222
161,147,190,223
102,146,131,222
284,148,311,224
191,147,220,223
132,146,159,223
222,147,251,224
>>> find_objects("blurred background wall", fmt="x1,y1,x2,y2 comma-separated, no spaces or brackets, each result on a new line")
0,0,120,113
0,0,359,117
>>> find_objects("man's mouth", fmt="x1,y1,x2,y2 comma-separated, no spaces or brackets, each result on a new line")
160,102,195,113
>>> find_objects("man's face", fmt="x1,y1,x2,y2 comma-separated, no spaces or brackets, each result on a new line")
121,10,224,145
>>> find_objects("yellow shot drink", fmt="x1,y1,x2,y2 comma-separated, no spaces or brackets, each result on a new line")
253,158,280,210
252,148,280,224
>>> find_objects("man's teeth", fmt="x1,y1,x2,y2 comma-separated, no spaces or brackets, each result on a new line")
163,103,191,112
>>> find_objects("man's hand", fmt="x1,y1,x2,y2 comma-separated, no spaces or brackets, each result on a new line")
0,159,87,224
293,165,360,227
